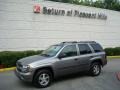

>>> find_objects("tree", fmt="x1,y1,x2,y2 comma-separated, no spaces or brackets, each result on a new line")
48,0,120,11
72,0,81,4
91,0,104,8
49,0,72,3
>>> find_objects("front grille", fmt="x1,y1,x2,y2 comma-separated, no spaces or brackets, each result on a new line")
17,62,22,67
16,62,23,72
17,67,22,72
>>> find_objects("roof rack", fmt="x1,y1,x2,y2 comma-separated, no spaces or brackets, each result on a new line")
61,41,96,44
61,41,77,44
78,41,96,43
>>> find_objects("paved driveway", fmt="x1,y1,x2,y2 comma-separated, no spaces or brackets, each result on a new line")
0,59,120,90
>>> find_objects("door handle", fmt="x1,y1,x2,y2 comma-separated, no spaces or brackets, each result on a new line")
90,56,94,58
74,58,78,61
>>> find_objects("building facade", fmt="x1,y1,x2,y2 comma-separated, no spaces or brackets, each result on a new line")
0,0,120,51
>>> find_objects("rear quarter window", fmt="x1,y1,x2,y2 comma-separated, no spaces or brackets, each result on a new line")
90,44,103,53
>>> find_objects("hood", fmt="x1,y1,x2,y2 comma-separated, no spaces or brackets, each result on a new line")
17,55,49,65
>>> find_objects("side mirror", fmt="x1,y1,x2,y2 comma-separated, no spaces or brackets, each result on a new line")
58,53,67,59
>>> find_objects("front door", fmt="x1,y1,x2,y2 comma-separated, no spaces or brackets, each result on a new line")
55,45,79,76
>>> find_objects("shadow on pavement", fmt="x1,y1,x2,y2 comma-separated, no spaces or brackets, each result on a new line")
17,72,89,88
53,72,89,84
17,80,34,88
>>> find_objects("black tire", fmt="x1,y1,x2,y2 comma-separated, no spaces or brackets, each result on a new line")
89,62,101,76
33,69,53,88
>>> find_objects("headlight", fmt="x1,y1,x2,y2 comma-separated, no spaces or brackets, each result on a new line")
21,65,31,73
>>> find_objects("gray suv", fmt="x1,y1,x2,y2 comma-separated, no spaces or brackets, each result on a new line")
15,41,107,88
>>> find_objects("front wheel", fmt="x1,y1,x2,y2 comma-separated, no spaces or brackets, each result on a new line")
89,63,101,76
33,69,53,88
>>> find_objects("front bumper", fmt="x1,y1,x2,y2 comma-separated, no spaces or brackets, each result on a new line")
14,68,33,82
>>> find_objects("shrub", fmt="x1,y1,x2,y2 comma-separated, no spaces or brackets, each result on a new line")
0,50,43,68
104,47,120,56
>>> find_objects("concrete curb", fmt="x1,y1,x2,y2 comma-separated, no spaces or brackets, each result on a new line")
0,67,16,72
107,56,120,59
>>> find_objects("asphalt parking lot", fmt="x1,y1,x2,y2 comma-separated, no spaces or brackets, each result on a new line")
0,59,120,90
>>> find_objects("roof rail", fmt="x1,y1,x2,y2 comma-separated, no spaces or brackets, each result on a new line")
79,41,96,43
61,41,77,44
61,41,96,44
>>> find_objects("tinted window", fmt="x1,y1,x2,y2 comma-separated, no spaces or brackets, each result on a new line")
78,44,92,55
91,44,103,52
60,45,77,58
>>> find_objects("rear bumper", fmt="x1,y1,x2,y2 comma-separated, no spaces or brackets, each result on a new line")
14,69,33,82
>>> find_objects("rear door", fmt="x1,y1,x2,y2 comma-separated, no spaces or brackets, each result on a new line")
77,44,93,71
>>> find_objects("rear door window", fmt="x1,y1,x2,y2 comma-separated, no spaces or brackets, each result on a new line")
78,44,92,55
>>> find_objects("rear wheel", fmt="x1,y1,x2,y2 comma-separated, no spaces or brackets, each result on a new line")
90,62,101,76
33,69,53,88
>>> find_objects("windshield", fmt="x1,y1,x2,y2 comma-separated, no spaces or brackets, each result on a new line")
41,45,62,57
